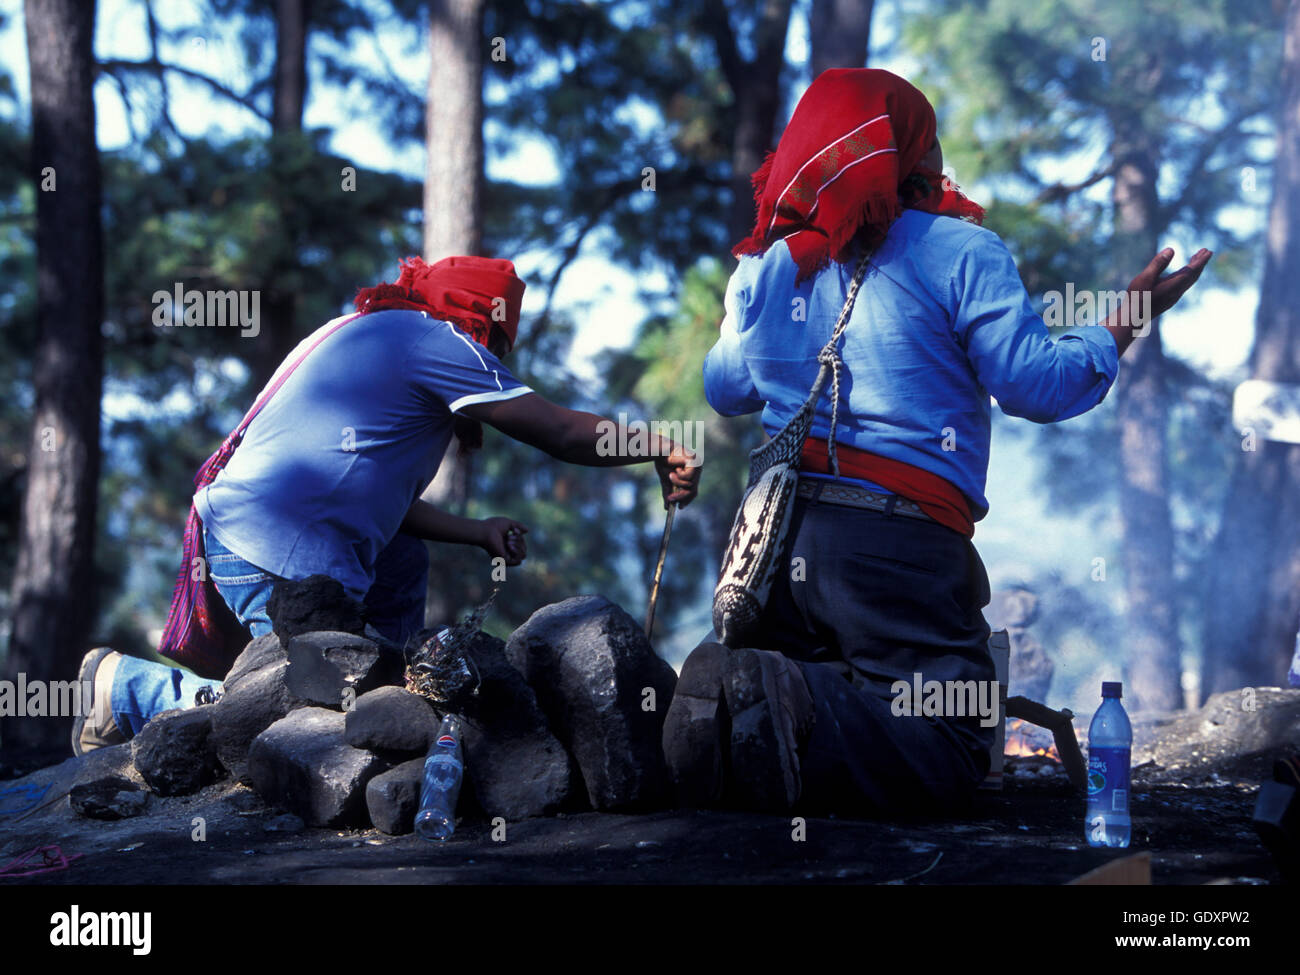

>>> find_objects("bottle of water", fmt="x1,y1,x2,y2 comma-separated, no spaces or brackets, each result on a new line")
1085,682,1131,848
414,714,463,842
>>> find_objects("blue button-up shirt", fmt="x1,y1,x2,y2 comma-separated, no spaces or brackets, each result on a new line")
703,210,1118,521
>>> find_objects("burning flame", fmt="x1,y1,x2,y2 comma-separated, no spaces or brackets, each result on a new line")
1004,719,1061,761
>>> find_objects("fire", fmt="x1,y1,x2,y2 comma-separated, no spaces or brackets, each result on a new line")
1004,718,1061,761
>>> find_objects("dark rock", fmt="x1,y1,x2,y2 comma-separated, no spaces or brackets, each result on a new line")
69,774,148,820
131,707,224,796
1133,687,1300,783
223,633,285,688
210,637,305,783
344,686,440,754
987,589,1053,701
263,812,306,834
285,631,403,708
365,758,425,835
505,596,677,811
266,574,367,644
460,632,579,819
73,741,144,788
219,785,267,815
247,707,387,828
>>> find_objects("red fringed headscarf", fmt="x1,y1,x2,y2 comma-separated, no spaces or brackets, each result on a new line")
354,255,527,351
734,68,985,282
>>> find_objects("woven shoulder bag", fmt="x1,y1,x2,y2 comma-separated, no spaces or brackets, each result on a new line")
712,251,872,647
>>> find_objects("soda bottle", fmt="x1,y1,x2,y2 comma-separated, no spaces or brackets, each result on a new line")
414,714,463,842
1085,681,1131,848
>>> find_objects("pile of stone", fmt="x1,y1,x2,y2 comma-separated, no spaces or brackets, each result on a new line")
70,581,678,836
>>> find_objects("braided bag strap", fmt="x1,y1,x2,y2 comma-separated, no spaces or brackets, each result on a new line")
745,250,874,485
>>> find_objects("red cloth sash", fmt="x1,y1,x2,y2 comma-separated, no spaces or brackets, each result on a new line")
800,437,974,537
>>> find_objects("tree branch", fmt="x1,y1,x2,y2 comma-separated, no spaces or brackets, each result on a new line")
1032,163,1116,205
97,58,268,122
1159,102,1272,225
144,0,183,143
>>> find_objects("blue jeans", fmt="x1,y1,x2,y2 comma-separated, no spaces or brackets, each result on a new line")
111,526,429,737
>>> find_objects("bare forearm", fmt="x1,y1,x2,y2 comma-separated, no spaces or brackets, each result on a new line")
400,498,484,545
548,410,675,467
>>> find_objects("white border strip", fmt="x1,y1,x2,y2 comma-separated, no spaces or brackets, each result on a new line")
449,385,533,414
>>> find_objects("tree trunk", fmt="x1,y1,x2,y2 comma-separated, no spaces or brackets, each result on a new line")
273,0,309,131
3,0,104,750
1200,0,1300,698
809,0,873,77
1110,111,1183,712
421,0,486,624
424,0,484,260
699,0,794,249
250,0,311,391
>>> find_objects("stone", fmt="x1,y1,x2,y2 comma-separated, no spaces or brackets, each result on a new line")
210,637,305,783
460,631,579,820
263,813,306,834
69,774,148,820
365,758,425,835
1133,687,1300,783
223,633,285,688
131,707,224,796
73,741,145,788
344,686,440,754
246,707,388,828
505,596,677,811
285,631,404,708
266,574,367,645
987,589,1053,701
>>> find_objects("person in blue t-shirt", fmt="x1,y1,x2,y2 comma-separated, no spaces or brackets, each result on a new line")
74,256,700,755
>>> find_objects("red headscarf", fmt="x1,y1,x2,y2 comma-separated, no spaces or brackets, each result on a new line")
734,68,985,281
354,255,527,351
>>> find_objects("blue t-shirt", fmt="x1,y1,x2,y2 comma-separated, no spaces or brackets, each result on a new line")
703,210,1119,520
194,309,532,598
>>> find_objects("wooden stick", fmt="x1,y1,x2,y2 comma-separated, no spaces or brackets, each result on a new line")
1006,695,1088,792
644,503,676,639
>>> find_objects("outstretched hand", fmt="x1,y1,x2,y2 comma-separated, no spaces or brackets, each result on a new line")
1128,247,1214,325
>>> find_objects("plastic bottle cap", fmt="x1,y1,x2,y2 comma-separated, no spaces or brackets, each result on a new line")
1101,681,1123,699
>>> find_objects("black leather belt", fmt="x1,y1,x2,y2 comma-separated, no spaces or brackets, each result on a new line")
795,477,935,523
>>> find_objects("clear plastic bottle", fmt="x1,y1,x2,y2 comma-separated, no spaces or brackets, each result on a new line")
1085,681,1131,848
414,714,463,842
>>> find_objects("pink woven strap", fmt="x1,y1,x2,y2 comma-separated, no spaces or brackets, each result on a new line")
232,311,366,439
158,310,367,675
